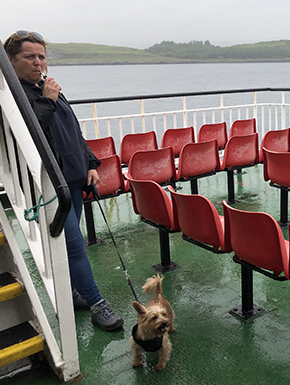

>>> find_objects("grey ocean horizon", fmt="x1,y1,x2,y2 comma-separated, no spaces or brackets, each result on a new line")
48,62,290,142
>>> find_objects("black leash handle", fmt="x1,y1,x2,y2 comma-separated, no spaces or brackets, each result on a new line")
90,182,140,303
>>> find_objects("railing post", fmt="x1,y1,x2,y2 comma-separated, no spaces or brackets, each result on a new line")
275,106,278,130
93,102,99,138
81,121,86,138
140,99,146,132
119,117,123,139
281,91,286,129
253,91,257,122
261,105,265,138
183,96,188,127
220,93,224,122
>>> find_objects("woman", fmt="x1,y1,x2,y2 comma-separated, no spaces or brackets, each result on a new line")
4,30,123,331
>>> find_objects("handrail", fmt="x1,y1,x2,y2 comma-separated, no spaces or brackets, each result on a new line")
0,40,71,237
68,87,290,105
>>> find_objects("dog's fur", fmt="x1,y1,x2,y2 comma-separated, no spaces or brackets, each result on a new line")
130,274,175,371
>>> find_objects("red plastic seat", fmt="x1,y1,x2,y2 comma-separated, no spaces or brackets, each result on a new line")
83,155,129,245
263,148,290,226
263,148,290,187
127,147,177,186
119,131,158,166
169,187,231,253
197,122,227,150
176,140,221,194
85,155,129,198
229,118,256,138
221,133,259,170
223,200,290,319
87,136,116,159
126,175,179,272
221,133,259,203
161,126,195,157
259,128,290,162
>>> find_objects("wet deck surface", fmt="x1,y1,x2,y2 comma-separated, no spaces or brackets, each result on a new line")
3,164,290,385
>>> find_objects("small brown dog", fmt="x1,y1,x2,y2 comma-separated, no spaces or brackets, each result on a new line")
130,274,175,371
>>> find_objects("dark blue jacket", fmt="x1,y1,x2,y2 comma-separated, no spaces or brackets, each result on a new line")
20,80,101,191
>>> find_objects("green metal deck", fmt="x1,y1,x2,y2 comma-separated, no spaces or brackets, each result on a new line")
2,164,290,385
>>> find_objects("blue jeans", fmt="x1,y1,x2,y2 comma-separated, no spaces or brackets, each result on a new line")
64,188,102,306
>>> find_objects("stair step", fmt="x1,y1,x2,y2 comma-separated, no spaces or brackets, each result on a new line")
0,233,5,246
0,190,11,210
0,272,23,302
0,322,44,367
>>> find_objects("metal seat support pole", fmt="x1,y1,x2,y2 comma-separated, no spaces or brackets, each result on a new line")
227,169,235,204
230,263,264,320
190,179,198,194
279,188,288,227
152,228,179,272
159,228,171,269
241,265,253,314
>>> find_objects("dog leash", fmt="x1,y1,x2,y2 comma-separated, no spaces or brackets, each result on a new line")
87,182,140,303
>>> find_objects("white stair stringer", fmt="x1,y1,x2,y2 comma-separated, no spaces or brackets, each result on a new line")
0,203,65,375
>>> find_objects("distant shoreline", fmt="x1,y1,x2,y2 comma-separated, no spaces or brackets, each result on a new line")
47,59,290,66
46,40,290,66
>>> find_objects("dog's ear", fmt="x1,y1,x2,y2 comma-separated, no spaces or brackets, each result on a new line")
132,301,147,316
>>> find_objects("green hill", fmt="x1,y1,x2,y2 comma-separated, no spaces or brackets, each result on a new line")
147,40,290,62
46,43,187,65
46,40,290,65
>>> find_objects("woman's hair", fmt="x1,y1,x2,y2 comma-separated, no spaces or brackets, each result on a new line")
4,32,47,58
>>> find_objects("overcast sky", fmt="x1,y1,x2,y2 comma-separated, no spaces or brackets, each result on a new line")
2,0,290,49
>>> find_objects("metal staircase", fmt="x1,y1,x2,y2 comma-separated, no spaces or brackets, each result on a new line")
0,232,44,375
0,40,80,381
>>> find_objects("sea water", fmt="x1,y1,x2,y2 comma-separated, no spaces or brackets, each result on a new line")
47,62,290,142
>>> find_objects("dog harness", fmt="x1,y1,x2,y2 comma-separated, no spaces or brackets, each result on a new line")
132,324,163,352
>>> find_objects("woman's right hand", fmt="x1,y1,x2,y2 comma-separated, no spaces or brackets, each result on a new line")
42,77,62,102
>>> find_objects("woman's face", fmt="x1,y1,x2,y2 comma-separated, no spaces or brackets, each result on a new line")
10,41,46,85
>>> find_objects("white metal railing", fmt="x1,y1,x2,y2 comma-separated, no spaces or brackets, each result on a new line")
72,89,290,150
0,65,79,380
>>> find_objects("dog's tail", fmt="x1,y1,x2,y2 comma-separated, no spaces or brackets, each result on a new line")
142,274,164,296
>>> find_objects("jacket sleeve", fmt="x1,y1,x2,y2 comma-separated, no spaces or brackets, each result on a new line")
58,94,102,170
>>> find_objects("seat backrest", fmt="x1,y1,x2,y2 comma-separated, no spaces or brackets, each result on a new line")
169,187,231,252
263,148,290,187
197,122,227,150
177,139,220,180
128,147,177,185
126,176,178,230
84,155,128,198
161,126,195,157
229,118,256,138
259,128,290,162
223,200,289,277
119,131,158,165
87,136,116,158
221,133,259,170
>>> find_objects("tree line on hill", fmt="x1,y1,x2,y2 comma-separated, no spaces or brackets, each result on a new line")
146,40,290,61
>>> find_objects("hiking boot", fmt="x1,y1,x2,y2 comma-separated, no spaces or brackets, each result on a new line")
91,299,124,331
73,289,90,310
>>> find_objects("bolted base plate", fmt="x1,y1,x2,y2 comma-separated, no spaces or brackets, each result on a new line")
230,304,265,320
85,237,104,247
277,220,290,228
152,261,179,273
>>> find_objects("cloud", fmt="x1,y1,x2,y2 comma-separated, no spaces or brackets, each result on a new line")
1,0,290,49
